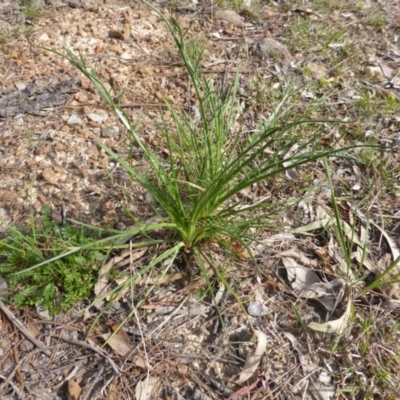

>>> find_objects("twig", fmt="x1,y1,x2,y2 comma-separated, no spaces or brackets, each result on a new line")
81,364,104,400
0,375,24,400
147,298,187,337
53,335,120,376
193,389,213,400
0,344,69,395
201,373,234,397
12,345,24,392
119,103,169,109
170,352,242,365
0,301,51,357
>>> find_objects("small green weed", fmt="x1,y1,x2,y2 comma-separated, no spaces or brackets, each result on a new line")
0,207,104,315
356,89,400,119
21,1,44,21
366,8,387,30
310,0,344,13
286,17,347,59
0,25,35,46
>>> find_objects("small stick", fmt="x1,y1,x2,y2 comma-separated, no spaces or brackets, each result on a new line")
0,301,51,357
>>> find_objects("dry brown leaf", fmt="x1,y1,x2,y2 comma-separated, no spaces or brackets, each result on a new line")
281,256,320,291
68,380,82,400
298,279,345,311
20,321,42,351
279,249,319,267
135,376,159,400
351,250,375,272
25,322,40,338
107,381,120,400
309,298,352,334
231,240,252,259
236,330,267,384
292,216,364,248
280,255,344,310
103,323,151,369
134,356,151,370
315,245,330,269
102,329,133,357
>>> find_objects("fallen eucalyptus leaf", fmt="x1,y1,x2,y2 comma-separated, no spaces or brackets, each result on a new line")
135,376,159,400
236,330,267,384
308,299,352,334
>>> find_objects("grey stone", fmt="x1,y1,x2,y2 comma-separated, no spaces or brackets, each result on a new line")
101,125,120,137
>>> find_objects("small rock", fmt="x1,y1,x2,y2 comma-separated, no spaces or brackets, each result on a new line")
0,190,18,204
54,142,66,152
306,62,328,80
247,302,272,317
109,26,130,41
188,105,200,122
365,66,384,81
50,210,64,224
67,114,82,125
86,145,99,159
36,303,50,320
116,221,127,230
301,90,314,100
80,78,92,90
20,339,34,352
114,74,127,85
251,38,293,63
42,167,60,187
87,113,107,123
34,143,51,155
14,82,26,91
111,44,123,54
101,126,120,137
67,0,85,8
214,8,245,27
74,92,88,103
381,299,400,310
83,106,92,115
37,193,47,204
38,32,49,42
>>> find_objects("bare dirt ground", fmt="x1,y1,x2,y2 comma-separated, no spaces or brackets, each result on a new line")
2,0,400,399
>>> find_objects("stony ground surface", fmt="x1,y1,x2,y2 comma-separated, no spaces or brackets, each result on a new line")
1,0,400,399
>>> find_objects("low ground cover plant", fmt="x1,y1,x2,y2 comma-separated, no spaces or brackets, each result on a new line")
0,206,104,314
